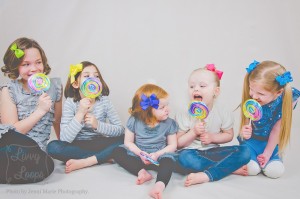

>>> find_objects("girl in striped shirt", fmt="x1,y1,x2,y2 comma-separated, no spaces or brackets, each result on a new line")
47,61,124,173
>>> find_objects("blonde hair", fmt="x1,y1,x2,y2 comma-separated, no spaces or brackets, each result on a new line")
192,66,221,87
240,61,293,154
129,84,168,125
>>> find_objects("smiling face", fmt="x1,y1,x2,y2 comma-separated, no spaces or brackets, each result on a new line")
18,48,44,81
188,69,220,108
152,97,170,121
249,81,283,106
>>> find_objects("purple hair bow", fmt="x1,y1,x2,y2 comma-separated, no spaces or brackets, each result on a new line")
140,94,159,110
246,60,260,73
276,71,293,86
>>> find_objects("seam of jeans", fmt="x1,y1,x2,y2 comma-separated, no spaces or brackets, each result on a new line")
204,170,213,181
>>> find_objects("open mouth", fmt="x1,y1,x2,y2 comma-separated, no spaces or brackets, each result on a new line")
193,95,203,101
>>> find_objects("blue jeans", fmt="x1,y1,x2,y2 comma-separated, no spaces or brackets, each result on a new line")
47,135,124,164
178,145,250,181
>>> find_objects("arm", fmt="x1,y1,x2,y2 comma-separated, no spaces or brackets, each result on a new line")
153,134,177,158
52,86,63,139
124,128,142,156
0,87,51,134
95,99,124,137
177,130,197,149
200,128,234,145
60,99,85,142
257,119,281,167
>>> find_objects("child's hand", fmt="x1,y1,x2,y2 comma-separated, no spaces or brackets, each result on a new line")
257,153,271,168
139,151,151,165
240,125,252,140
37,93,52,114
78,98,92,115
149,152,159,161
193,121,206,136
199,132,213,145
84,113,98,129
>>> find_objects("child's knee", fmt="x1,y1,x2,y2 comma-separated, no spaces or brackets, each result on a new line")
263,161,285,179
238,145,251,164
247,160,261,176
46,140,62,156
178,150,196,167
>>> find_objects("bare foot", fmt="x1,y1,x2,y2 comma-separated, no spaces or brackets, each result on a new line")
184,172,209,187
149,181,165,199
106,158,115,164
232,165,248,176
136,169,153,185
65,156,98,173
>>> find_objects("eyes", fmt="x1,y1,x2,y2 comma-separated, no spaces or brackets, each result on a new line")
250,88,265,96
189,84,206,89
158,103,169,110
83,75,99,78
21,61,42,67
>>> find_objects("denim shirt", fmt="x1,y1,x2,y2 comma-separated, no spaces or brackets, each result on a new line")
0,78,62,151
251,87,300,141
127,116,178,153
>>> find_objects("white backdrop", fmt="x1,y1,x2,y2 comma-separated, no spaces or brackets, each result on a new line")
1,0,300,188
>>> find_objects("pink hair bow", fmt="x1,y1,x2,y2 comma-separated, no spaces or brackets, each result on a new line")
206,64,223,80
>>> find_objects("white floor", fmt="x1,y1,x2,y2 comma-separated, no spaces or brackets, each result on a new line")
1,145,299,199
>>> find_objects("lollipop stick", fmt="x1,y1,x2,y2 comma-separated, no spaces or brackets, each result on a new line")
248,119,252,126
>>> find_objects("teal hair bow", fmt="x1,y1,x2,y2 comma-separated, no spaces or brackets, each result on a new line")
10,43,24,58
246,60,260,73
276,71,293,86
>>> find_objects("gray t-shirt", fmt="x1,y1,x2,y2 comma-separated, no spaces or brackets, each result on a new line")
0,78,62,151
127,116,178,153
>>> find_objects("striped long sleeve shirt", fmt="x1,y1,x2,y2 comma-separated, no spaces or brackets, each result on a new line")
60,96,125,143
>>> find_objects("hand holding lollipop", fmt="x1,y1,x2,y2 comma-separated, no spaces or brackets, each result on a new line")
243,99,263,125
80,77,102,98
188,101,209,121
28,73,51,93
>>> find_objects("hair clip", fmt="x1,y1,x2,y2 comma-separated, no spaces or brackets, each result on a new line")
69,64,83,83
140,94,159,110
206,64,223,80
275,71,293,86
246,60,260,73
10,43,24,58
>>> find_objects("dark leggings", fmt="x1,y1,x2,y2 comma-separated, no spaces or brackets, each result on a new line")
112,147,175,186
0,130,54,184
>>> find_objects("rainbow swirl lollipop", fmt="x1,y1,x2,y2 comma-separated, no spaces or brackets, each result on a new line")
80,77,102,98
243,99,263,121
188,101,209,120
28,73,50,93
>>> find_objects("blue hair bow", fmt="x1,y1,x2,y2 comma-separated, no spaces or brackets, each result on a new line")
246,60,260,73
140,94,159,110
275,71,293,86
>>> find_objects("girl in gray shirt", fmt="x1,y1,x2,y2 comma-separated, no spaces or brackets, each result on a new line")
0,37,62,184
113,84,178,199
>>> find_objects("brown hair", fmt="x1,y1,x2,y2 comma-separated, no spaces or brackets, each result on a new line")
1,37,51,79
64,61,109,101
129,84,168,125
240,61,293,154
